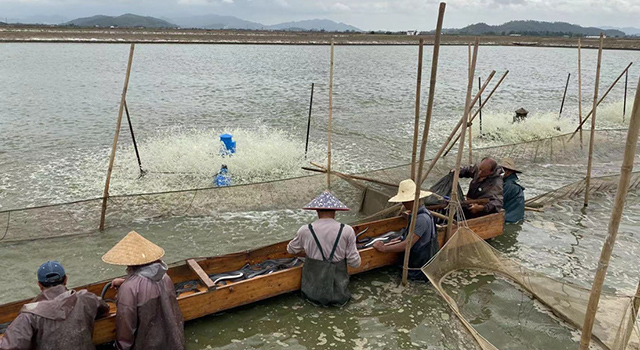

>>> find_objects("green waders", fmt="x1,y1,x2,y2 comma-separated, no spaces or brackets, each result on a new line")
301,223,351,306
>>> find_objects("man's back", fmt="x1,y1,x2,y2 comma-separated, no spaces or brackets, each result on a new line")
287,218,361,268
503,173,525,223
0,285,108,350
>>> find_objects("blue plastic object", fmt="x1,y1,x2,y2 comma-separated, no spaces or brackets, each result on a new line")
219,133,236,155
214,165,232,187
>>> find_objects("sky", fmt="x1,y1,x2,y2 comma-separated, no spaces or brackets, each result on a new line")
1,0,640,31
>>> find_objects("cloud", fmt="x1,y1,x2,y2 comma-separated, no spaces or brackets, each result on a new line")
331,2,351,11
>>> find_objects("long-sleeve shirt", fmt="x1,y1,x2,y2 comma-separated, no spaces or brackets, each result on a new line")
287,218,361,268
115,262,185,350
503,173,525,223
459,165,504,214
0,285,109,350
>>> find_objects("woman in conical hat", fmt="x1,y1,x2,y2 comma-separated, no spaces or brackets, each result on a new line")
103,231,185,350
373,179,438,281
287,190,361,306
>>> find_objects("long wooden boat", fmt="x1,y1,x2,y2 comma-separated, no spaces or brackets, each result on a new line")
0,211,504,345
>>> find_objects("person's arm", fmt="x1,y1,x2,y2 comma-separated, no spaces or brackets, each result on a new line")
458,165,476,179
345,227,361,268
286,227,306,255
114,282,138,350
483,181,504,213
373,233,421,253
0,314,34,350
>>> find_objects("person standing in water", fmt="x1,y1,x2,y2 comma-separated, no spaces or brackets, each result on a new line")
287,191,361,306
500,157,525,223
103,231,185,350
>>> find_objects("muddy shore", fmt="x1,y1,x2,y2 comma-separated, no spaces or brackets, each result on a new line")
2,26,640,50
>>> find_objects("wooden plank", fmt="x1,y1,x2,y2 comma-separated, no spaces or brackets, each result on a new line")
186,259,215,291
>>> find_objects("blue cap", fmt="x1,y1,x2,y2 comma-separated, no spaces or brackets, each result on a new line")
37,261,66,284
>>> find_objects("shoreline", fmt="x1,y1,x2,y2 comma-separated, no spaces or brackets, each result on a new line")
2,26,640,50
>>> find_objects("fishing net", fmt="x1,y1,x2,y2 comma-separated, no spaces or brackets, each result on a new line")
1,129,637,243
423,226,640,350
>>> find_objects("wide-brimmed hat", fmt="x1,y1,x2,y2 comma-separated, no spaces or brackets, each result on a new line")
388,179,433,203
500,157,522,173
303,190,350,211
102,231,165,266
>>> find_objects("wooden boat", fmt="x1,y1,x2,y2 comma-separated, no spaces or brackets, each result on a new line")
0,211,504,345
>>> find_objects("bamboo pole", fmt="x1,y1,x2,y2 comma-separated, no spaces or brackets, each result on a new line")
578,38,583,147
442,70,509,157
621,278,640,348
410,39,425,181
304,83,314,159
624,69,628,122
327,39,334,189
467,44,473,164
579,72,640,350
446,39,479,239
584,34,604,208
569,61,633,141
558,72,570,118
401,2,445,286
478,77,483,134
99,43,135,231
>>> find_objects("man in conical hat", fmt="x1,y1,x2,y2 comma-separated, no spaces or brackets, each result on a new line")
500,157,525,223
373,179,438,281
103,231,185,350
287,190,361,306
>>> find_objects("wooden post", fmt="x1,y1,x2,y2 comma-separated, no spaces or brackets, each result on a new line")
99,43,135,231
578,38,583,147
478,77,483,135
579,72,640,350
447,38,479,239
569,61,633,141
327,39,334,189
558,72,570,118
467,44,473,164
410,39,424,181
401,2,445,286
624,69,628,122
584,34,604,208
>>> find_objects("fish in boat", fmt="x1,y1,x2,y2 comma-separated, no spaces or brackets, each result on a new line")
0,211,505,345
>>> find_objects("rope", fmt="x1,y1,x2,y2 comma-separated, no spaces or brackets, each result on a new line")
0,211,9,242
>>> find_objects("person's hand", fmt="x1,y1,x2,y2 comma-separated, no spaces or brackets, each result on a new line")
111,278,126,289
372,241,386,252
469,203,484,214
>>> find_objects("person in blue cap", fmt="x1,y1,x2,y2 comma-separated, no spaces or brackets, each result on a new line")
287,190,361,306
0,261,109,350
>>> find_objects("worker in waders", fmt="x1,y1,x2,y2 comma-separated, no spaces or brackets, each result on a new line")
373,179,438,281
287,190,361,306
0,261,110,350
103,231,185,350
500,157,525,223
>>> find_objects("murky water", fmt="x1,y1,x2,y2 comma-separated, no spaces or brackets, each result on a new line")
1,43,640,349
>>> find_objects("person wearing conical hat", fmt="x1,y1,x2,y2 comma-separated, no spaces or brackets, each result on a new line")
103,231,185,350
0,261,109,350
500,157,525,223
372,179,438,281
287,190,361,306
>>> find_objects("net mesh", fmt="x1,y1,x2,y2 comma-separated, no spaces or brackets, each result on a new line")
423,226,640,350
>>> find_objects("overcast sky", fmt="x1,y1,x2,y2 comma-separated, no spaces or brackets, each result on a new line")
1,0,639,30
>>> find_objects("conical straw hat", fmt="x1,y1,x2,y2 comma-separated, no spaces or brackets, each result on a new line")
102,231,165,266
388,179,433,203
303,190,350,211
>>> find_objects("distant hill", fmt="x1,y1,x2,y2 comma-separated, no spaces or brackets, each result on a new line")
451,20,625,37
601,26,640,36
66,14,177,28
267,19,361,32
10,15,69,24
171,14,262,30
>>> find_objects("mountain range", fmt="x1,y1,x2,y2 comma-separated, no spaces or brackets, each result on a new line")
449,20,626,37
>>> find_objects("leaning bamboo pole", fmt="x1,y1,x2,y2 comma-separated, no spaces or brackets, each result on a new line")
621,278,640,348
446,39,478,239
467,44,473,164
578,38,584,147
410,39,425,181
327,39,334,189
99,43,135,231
419,70,496,185
579,72,640,350
442,70,509,157
584,34,604,207
401,2,445,286
569,61,633,141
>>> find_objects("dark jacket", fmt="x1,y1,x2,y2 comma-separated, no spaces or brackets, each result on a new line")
503,173,525,223
0,285,109,350
459,165,503,215
402,206,438,280
115,261,185,350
